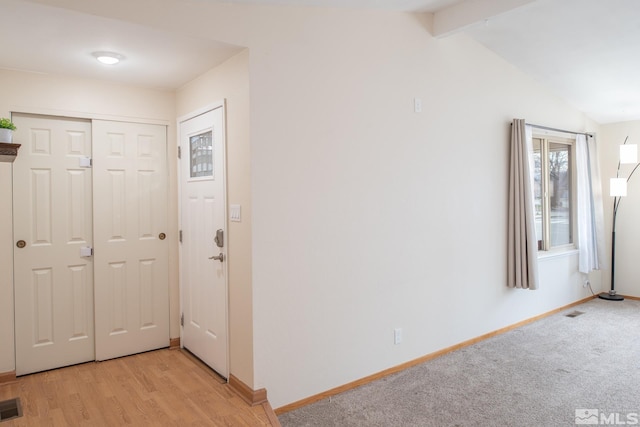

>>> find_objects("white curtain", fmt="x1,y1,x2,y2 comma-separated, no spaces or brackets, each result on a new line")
507,119,539,290
576,134,605,273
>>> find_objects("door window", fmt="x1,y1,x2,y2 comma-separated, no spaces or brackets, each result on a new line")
190,131,213,178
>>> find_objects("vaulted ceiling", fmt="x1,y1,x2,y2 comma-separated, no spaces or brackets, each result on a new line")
3,0,639,123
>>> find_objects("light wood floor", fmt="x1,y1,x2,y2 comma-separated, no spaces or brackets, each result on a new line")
0,348,280,426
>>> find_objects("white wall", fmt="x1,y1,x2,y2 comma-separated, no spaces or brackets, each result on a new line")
0,69,176,374
9,0,603,409
246,12,599,407
600,121,640,298
176,49,254,386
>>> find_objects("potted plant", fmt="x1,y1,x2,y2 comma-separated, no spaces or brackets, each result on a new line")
0,117,16,143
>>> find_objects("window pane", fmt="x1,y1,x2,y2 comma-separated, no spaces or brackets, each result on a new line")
549,142,571,246
532,139,543,249
190,131,213,178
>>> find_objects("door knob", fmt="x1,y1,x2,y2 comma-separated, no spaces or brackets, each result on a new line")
16,240,26,249
209,253,225,262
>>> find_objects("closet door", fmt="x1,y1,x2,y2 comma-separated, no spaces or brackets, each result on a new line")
13,114,95,375
92,120,169,360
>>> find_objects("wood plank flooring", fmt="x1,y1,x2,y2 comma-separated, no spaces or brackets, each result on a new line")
0,348,279,426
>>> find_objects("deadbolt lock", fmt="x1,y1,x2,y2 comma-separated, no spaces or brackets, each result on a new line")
214,229,224,248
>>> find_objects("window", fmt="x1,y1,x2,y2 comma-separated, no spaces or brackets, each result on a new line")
190,131,213,178
532,135,574,251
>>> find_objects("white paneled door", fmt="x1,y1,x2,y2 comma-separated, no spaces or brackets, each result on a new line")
13,114,169,375
13,114,95,375
180,106,228,377
92,120,169,361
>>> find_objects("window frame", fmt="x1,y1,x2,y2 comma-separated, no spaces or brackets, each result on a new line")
532,133,577,253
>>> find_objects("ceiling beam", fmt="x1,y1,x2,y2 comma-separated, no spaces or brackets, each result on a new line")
432,0,538,38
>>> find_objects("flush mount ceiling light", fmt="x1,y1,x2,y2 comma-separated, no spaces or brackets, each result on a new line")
92,51,124,65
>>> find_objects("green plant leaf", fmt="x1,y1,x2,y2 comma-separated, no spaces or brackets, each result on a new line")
0,118,16,131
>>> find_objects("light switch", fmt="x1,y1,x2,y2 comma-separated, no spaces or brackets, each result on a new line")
414,98,422,113
230,204,241,222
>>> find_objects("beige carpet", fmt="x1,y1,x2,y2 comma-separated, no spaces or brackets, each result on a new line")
279,298,640,426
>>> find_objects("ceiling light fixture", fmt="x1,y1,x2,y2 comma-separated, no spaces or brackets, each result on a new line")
92,51,124,65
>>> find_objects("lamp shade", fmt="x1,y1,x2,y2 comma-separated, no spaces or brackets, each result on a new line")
610,177,627,197
620,144,638,164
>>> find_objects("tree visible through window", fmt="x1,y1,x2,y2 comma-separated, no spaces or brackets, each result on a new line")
533,136,573,251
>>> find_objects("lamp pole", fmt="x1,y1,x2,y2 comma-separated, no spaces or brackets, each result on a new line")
600,197,623,300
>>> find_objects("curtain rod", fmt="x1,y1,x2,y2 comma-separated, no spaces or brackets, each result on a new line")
526,122,594,138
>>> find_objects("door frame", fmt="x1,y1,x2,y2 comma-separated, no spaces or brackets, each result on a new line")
177,100,230,375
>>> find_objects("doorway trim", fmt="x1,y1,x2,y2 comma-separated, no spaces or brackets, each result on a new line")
9,107,170,127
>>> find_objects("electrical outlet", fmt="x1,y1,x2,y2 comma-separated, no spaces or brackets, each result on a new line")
394,328,402,345
583,279,590,288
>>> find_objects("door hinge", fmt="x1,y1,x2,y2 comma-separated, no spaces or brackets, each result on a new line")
180,313,184,327
178,146,182,159
179,230,182,243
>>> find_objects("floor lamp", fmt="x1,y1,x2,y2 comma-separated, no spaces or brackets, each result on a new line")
600,138,639,301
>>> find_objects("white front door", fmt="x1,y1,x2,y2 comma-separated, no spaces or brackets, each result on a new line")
13,114,95,375
92,120,170,360
180,106,228,377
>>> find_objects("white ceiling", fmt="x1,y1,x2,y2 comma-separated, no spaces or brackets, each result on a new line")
0,0,242,89
2,0,639,123
464,0,640,124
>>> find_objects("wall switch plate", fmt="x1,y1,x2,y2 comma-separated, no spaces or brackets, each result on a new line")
230,204,241,222
414,98,422,113
394,328,402,345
